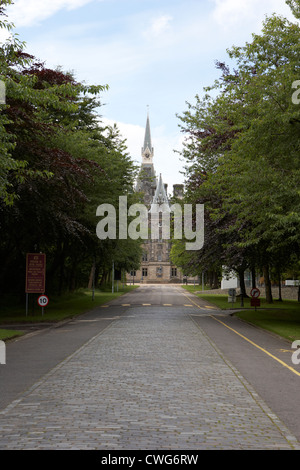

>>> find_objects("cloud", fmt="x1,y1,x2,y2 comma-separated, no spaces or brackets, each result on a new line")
6,0,98,27
102,118,185,190
147,15,173,38
211,0,295,30
102,118,144,162
0,29,11,45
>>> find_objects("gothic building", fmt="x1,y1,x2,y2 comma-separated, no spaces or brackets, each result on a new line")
127,113,193,284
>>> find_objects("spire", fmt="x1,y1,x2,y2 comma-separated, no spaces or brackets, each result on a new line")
143,111,152,151
142,108,154,159
149,173,170,213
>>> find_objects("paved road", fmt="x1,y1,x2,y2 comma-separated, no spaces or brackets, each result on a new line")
0,285,299,450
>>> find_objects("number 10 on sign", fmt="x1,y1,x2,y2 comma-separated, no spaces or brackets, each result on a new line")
37,295,49,315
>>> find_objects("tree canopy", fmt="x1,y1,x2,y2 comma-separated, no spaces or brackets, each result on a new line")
171,2,300,302
0,0,142,297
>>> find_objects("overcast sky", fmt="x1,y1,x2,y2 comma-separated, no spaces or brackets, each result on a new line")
3,0,296,192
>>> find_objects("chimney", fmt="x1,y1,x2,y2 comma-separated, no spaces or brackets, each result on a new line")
173,184,184,199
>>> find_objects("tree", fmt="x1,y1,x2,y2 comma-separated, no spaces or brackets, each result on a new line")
0,0,32,204
0,8,141,297
174,6,300,302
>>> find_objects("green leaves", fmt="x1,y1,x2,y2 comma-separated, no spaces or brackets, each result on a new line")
175,9,300,292
0,5,141,296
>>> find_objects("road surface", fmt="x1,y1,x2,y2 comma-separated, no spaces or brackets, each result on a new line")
0,284,299,450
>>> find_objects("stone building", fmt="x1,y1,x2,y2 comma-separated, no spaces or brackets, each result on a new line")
127,113,196,284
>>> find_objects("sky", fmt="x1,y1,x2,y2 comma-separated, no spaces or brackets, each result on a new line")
2,0,297,193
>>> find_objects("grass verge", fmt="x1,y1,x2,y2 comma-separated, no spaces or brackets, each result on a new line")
0,285,138,340
0,329,24,341
235,309,300,342
182,285,300,342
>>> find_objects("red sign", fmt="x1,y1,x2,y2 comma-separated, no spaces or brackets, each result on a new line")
250,288,261,298
251,298,261,307
25,253,46,293
37,295,49,307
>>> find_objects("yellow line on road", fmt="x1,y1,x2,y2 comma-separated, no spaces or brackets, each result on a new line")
178,287,300,377
179,290,214,311
210,315,300,377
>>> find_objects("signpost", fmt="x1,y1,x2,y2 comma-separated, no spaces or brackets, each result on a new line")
228,288,236,307
25,253,46,316
250,287,261,309
37,295,49,316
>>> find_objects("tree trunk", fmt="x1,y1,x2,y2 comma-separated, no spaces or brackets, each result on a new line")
263,265,273,304
237,268,248,298
58,258,64,296
213,271,219,289
251,266,256,289
88,263,95,289
208,271,214,289
69,264,77,292
277,269,282,302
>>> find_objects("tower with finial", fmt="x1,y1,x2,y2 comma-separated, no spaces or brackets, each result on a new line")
136,108,156,205
141,107,154,164
128,109,197,284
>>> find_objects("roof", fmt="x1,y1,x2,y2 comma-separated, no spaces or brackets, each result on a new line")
143,112,152,153
149,174,170,213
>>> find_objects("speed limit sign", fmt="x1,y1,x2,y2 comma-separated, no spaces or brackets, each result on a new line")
37,295,49,307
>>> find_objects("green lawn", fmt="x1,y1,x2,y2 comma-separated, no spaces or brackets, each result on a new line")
0,285,138,341
0,329,24,341
235,309,300,342
182,285,300,342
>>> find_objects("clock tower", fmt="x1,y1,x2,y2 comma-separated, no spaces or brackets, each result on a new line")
141,111,154,163
136,112,156,205
128,110,197,285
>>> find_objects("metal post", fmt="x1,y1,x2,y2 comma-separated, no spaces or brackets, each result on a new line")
112,261,114,293
26,293,28,316
92,260,95,301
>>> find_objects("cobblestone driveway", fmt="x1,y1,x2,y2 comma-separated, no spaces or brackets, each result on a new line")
0,306,298,449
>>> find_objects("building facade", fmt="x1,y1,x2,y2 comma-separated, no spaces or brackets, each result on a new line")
127,113,196,284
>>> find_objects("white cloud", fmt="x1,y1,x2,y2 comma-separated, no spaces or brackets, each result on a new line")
6,0,98,27
0,29,11,45
148,15,173,38
102,118,144,162
102,118,185,190
211,0,295,30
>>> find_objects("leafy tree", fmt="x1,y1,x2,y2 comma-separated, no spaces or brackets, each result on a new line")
0,5,141,297
174,4,300,302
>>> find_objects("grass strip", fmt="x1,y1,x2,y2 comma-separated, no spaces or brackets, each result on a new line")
235,309,300,342
0,329,24,341
0,285,138,325
182,285,300,341
181,285,299,310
